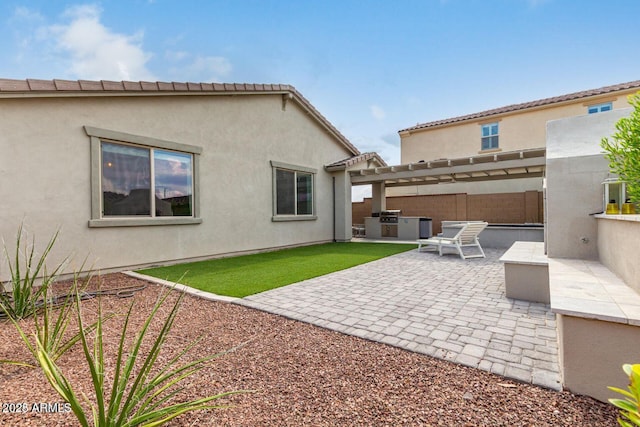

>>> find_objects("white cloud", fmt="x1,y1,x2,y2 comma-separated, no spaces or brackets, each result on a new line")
187,55,232,82
48,4,155,81
370,104,386,120
166,52,232,82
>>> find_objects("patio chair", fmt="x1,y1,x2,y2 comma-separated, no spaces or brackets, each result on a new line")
417,221,488,259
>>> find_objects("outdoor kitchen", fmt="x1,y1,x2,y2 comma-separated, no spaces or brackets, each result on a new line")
364,210,432,240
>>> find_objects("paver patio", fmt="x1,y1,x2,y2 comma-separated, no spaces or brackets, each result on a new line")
237,248,561,391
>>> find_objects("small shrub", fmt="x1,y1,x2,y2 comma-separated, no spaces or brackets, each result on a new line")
601,92,640,205
609,364,640,427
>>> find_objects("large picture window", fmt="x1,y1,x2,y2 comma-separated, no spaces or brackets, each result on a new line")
86,126,202,227
101,142,193,217
271,161,317,221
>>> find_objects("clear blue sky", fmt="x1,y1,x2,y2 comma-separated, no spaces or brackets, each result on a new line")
2,0,639,199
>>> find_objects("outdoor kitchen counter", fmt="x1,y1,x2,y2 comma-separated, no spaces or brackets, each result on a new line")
364,216,430,240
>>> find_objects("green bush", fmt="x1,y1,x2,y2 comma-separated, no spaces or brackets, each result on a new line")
609,364,640,426
601,92,640,205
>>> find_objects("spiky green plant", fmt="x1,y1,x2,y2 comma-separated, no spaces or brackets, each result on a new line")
0,271,107,368
609,364,640,427
0,224,67,320
36,287,244,426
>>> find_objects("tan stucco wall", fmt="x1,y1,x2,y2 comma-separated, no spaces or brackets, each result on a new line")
545,108,632,259
401,93,633,163
0,94,353,278
557,314,640,403
597,216,640,292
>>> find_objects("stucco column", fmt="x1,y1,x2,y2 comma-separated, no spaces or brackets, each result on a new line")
332,171,353,242
371,182,386,214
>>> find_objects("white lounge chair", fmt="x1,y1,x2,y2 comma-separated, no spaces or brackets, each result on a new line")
417,221,488,259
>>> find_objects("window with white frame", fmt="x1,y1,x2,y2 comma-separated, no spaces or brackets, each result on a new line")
481,122,499,150
588,102,612,114
85,126,202,227
271,161,317,221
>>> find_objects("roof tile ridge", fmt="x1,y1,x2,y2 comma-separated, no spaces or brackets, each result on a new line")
401,79,640,132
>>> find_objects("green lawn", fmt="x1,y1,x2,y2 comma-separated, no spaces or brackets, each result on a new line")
137,242,416,298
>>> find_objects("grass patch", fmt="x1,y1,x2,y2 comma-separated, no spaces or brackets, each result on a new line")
137,242,416,298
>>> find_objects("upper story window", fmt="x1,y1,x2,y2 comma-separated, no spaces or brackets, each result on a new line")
588,102,612,114
271,161,317,221
85,126,202,227
481,122,499,150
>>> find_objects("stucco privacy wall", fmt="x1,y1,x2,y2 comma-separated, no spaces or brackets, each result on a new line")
353,191,543,234
0,93,354,278
545,108,632,259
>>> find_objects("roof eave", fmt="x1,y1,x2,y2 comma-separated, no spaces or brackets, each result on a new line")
0,78,360,157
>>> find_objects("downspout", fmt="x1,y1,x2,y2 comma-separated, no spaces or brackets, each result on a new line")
332,176,336,242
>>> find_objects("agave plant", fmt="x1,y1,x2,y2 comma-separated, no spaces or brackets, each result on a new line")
609,364,640,427
36,286,243,426
0,224,67,320
0,271,106,369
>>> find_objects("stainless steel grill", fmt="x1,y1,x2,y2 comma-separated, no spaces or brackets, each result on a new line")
379,210,401,223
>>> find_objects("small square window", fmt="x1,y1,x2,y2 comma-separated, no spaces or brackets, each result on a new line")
481,122,499,150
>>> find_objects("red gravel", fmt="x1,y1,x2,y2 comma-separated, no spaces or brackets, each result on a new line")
0,273,618,426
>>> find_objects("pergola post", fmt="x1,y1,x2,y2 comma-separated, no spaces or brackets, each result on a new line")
371,182,386,214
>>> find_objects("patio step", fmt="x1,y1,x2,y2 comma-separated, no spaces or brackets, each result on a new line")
500,241,549,304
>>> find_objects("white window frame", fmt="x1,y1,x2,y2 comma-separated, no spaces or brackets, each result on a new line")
588,102,613,114
85,126,202,227
480,122,499,151
270,160,317,222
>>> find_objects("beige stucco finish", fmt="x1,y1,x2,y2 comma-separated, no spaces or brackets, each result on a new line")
545,108,632,259
0,94,355,278
400,94,633,164
597,216,640,293
557,314,640,403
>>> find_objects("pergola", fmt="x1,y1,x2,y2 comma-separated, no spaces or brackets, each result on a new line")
350,147,546,212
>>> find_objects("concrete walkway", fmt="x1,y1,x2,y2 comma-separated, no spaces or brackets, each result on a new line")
237,248,561,391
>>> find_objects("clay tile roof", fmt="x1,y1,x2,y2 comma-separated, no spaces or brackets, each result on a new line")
140,81,159,91
325,152,387,170
27,79,56,90
101,80,125,91
54,79,81,90
79,80,104,91
154,81,171,91
400,79,640,133
123,81,142,90
0,79,30,91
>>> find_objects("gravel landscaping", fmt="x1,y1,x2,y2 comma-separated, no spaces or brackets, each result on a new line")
0,273,618,426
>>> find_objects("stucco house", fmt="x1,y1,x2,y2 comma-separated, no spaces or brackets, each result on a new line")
399,79,640,164
0,78,384,278
353,80,640,235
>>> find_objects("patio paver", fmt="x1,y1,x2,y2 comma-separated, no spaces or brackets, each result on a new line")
236,248,561,391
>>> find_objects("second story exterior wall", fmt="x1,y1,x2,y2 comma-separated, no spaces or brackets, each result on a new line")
399,81,640,164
